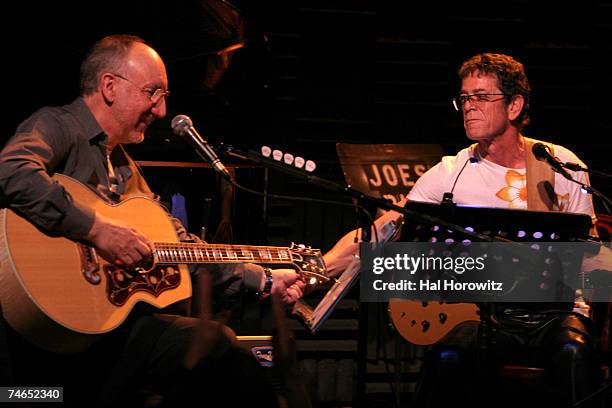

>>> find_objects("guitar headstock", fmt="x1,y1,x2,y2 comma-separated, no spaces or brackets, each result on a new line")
289,242,330,285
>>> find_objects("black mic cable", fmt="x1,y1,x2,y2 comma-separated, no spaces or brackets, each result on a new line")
562,162,612,215
562,161,612,182
442,156,478,204
222,156,384,242
575,182,612,215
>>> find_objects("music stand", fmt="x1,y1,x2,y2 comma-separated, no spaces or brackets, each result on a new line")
398,201,593,378
400,201,593,302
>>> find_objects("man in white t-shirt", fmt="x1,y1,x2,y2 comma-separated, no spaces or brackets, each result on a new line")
407,52,593,215
407,141,593,214
323,53,602,407
406,53,602,408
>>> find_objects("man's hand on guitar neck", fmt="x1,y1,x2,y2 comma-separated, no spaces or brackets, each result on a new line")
260,269,305,305
85,212,155,267
323,198,406,279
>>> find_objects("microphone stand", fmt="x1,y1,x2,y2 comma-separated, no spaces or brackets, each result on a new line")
581,185,612,215
560,163,612,215
221,145,507,244
563,162,612,181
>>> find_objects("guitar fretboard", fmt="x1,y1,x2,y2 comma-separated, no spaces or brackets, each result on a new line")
154,243,294,264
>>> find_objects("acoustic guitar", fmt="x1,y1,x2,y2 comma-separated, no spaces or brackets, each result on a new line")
0,174,326,353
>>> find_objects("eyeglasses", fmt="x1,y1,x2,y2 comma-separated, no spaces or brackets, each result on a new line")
112,73,170,104
452,93,507,111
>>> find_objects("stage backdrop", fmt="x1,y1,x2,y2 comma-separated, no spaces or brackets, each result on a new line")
336,143,443,205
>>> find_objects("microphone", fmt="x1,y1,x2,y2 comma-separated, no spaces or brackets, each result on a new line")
171,114,232,182
442,156,478,204
531,142,573,180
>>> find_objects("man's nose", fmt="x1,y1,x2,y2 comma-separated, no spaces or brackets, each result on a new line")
151,98,167,118
462,97,477,112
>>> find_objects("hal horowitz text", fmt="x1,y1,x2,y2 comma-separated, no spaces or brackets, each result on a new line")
372,279,504,291
420,279,503,291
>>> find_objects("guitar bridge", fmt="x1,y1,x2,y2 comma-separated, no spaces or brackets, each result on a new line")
103,264,181,306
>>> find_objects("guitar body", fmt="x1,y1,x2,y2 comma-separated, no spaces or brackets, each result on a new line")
0,175,191,353
388,299,479,345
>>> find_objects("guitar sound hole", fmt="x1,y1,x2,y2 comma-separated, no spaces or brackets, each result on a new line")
439,313,447,324
421,320,430,332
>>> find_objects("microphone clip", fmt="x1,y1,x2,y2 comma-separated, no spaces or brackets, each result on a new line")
441,192,455,205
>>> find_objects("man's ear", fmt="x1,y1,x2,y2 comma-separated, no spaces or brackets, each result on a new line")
507,94,524,121
100,73,117,103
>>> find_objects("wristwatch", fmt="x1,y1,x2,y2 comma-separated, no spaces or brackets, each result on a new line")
258,267,273,299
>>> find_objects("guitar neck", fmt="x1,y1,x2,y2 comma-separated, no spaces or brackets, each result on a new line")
154,242,294,265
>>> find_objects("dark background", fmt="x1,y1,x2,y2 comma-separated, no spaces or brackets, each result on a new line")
2,2,611,405
3,0,611,252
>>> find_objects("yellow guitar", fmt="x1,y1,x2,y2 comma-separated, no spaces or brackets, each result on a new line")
0,174,326,353
388,250,612,345
388,300,479,345
356,214,481,346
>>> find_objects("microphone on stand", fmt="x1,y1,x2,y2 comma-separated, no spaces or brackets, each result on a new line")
531,142,612,214
531,142,573,180
171,114,232,182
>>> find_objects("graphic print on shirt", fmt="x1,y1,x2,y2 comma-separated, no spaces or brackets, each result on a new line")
496,170,527,208
495,170,570,210
556,193,569,212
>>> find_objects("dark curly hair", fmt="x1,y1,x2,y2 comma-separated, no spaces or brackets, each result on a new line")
459,53,531,130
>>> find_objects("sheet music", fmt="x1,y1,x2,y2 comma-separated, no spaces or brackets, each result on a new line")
292,254,361,333
293,217,400,333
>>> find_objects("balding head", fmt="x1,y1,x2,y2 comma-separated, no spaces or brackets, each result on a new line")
81,35,168,150
80,35,153,96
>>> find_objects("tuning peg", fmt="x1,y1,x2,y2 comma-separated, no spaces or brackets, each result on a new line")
261,146,272,157
283,153,294,165
305,160,316,172
294,157,305,168
272,149,283,161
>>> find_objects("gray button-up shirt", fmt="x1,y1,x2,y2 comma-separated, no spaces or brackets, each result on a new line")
0,98,153,240
0,97,264,292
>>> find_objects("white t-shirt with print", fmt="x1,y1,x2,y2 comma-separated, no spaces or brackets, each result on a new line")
407,144,594,218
